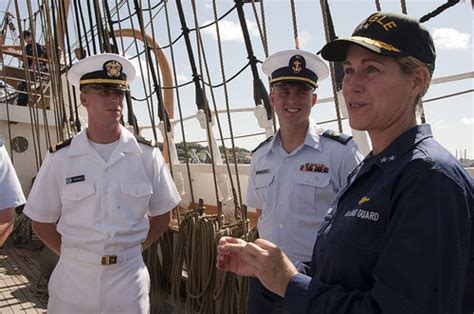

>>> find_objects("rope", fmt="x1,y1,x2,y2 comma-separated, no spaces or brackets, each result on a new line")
211,0,244,212
289,0,300,49
13,1,41,169
423,89,474,103
75,0,90,56
85,1,97,54
191,0,244,220
163,0,197,208
401,0,408,14
123,0,159,141
142,0,182,228
375,0,381,11
250,0,269,58
420,0,460,23
319,0,344,132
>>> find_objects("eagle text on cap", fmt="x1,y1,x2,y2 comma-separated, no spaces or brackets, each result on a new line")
357,13,397,32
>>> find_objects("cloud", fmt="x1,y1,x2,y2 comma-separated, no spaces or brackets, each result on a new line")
176,74,189,83
432,28,470,50
202,0,212,10
297,31,311,48
202,19,259,42
460,118,474,125
126,55,148,80
434,120,448,129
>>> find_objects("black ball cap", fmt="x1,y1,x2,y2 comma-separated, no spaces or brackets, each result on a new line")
319,12,436,72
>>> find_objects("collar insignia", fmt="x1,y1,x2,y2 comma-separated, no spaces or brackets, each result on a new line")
380,155,396,163
358,196,370,205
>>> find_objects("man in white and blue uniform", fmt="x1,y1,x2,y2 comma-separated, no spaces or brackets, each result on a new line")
245,49,362,313
0,140,26,245
24,53,180,314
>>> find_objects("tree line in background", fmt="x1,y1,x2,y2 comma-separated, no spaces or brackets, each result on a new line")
157,142,252,164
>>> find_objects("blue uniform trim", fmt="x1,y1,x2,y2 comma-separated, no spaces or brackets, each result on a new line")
321,129,352,145
135,135,157,147
251,136,273,154
49,138,72,153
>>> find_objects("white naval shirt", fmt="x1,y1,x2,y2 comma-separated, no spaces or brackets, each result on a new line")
24,126,180,254
0,141,26,210
246,121,363,262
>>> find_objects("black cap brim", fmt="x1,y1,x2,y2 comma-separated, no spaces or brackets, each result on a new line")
80,84,129,92
270,77,317,89
320,36,407,62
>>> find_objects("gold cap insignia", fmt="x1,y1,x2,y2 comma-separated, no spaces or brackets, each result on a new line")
289,55,305,74
104,60,122,78
292,59,302,74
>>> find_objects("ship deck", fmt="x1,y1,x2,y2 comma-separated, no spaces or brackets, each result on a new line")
0,245,47,313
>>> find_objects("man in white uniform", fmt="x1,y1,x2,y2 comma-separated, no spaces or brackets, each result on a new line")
245,49,363,313
0,140,26,245
24,53,181,314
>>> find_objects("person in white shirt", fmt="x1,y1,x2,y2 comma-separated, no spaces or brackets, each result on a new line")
24,53,181,314
245,49,362,313
0,140,26,246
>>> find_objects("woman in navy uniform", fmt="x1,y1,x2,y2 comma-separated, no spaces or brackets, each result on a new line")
217,12,473,313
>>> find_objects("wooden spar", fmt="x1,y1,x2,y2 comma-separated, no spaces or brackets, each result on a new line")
112,28,174,119
0,12,14,46
113,28,174,163
56,0,70,52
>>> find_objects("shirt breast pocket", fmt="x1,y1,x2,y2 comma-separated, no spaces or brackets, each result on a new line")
253,173,275,206
292,173,331,210
120,181,153,221
61,182,95,223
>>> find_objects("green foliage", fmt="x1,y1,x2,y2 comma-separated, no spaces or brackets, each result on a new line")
157,142,251,164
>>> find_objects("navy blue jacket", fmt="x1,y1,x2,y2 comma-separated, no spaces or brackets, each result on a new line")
25,42,44,67
284,125,473,313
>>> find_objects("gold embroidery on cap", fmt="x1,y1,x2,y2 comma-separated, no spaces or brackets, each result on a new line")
351,36,401,52
292,59,302,73
356,13,398,32
104,60,122,78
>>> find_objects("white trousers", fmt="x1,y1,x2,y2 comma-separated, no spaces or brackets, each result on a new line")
47,247,150,314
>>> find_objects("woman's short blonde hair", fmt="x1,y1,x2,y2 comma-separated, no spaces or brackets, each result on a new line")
395,56,432,113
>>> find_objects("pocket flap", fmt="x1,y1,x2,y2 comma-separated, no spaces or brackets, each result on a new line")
120,182,153,197
293,173,330,187
254,173,274,189
62,183,95,201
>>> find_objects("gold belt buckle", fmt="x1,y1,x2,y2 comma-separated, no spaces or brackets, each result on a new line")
101,255,117,265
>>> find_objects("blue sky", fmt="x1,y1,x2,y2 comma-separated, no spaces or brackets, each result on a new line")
3,1,473,158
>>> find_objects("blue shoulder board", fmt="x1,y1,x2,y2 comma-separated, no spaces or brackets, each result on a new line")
49,138,73,153
135,135,157,147
252,136,273,154
322,129,352,145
